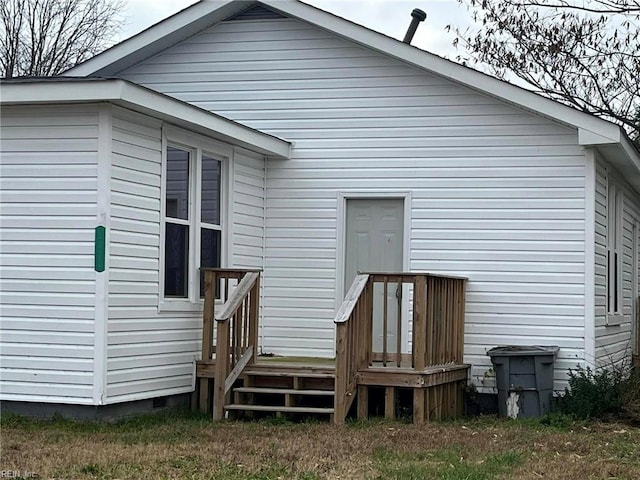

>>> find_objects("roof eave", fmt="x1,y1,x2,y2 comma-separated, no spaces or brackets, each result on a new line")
1,79,291,159
581,128,640,191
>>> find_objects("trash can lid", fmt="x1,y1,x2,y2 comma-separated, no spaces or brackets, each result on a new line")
487,345,559,357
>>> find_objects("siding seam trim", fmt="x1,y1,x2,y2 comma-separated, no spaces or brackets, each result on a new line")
261,155,268,353
584,147,596,368
94,103,112,405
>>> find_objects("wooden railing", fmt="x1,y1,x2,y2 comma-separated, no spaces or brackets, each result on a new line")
334,272,467,423
200,268,260,420
405,273,466,369
334,274,371,422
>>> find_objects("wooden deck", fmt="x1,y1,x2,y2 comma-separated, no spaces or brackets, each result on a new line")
196,269,470,424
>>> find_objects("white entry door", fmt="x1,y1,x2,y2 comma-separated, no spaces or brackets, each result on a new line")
344,199,404,353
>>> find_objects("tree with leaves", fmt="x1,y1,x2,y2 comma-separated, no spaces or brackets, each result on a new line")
1,0,124,78
451,0,640,145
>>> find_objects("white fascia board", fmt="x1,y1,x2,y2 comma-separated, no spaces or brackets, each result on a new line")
1,80,291,159
264,0,622,138
579,127,621,146
0,80,125,104
65,0,251,76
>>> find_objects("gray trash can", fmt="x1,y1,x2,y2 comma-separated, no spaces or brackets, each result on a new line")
487,346,559,419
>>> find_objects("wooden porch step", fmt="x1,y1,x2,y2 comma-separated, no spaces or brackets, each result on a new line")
234,387,335,396
243,370,335,379
225,404,334,414
196,360,335,379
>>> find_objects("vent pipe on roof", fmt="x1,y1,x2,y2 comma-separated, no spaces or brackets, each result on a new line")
403,8,427,44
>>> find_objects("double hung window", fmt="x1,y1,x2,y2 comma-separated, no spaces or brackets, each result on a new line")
162,131,227,307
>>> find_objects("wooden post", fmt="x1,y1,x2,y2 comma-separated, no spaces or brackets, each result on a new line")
430,277,438,366
353,299,359,373
442,280,448,364
382,277,388,366
427,277,436,366
366,279,374,366
447,280,454,364
249,276,260,362
396,279,403,367
434,278,447,363
199,270,216,413
451,280,460,364
231,309,238,364
213,319,230,421
198,378,209,414
413,275,427,371
413,388,425,424
385,386,395,420
202,270,215,361
334,322,347,424
242,298,248,352
357,385,369,420
456,280,467,363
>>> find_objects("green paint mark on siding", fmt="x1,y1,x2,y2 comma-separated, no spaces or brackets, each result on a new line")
95,226,106,272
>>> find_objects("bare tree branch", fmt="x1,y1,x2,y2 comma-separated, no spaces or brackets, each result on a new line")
0,0,124,78
451,0,640,144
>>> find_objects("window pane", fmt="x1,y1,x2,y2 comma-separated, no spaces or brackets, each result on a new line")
165,223,189,297
200,228,221,298
166,147,189,220
201,154,221,225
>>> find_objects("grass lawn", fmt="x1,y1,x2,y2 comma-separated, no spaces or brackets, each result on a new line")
1,411,639,479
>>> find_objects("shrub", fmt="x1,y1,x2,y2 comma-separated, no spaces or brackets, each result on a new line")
557,365,626,419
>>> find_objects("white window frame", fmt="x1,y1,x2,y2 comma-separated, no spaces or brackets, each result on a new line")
607,181,624,325
159,126,232,312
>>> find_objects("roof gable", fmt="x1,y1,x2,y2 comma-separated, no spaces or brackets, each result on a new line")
65,0,639,180
66,1,254,78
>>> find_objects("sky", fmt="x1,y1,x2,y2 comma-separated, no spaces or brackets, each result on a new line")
118,0,474,61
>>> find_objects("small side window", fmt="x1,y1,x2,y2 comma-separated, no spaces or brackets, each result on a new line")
607,182,623,320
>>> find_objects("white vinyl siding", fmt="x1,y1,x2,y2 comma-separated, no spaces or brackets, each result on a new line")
106,107,198,403
232,148,265,269
0,105,99,404
106,107,267,403
0,100,269,406
119,17,587,389
594,156,639,368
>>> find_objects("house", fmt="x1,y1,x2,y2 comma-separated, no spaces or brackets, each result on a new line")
1,0,639,419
